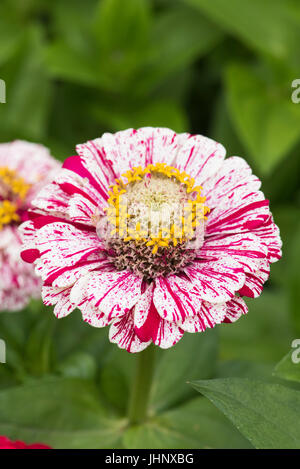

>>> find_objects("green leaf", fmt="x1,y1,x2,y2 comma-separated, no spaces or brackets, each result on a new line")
45,41,106,89
150,330,218,412
57,352,97,380
92,0,151,84
100,331,218,415
274,349,300,384
220,290,294,363
137,5,222,94
0,378,124,449
0,19,23,66
184,0,300,68
284,221,300,334
123,396,251,449
0,26,52,140
93,99,188,133
93,0,150,53
191,378,300,449
225,62,300,175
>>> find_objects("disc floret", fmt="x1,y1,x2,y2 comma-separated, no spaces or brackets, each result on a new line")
101,162,210,279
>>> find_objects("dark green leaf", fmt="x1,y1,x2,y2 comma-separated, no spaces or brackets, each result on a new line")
274,349,300,384
225,62,300,175
0,378,124,449
184,0,300,68
123,396,251,449
191,378,300,448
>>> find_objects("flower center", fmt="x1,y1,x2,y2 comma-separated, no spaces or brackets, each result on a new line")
0,167,30,230
99,163,209,281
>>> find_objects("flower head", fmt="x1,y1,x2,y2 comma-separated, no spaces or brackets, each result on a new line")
0,140,59,311
20,128,282,352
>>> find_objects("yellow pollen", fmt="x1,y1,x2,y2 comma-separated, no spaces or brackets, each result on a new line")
0,200,20,230
0,167,31,201
105,162,209,254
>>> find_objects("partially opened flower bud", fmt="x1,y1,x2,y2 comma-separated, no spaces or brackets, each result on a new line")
0,140,59,311
20,128,282,352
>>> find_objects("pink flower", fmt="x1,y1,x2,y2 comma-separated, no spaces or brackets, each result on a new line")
0,435,51,449
20,128,282,352
0,140,59,311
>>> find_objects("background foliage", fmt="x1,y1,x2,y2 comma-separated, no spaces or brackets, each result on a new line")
0,0,300,449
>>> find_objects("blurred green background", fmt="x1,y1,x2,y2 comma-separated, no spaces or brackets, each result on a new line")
0,0,300,449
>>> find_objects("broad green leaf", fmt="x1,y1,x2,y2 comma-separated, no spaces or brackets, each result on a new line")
184,0,300,68
191,378,300,449
123,396,251,449
274,350,300,384
225,62,300,175
0,378,124,449
220,290,293,363
136,5,222,94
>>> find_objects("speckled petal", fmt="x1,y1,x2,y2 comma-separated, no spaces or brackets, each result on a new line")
71,271,143,320
109,311,151,353
176,134,226,184
153,275,203,322
42,286,76,318
223,296,248,323
239,260,270,298
177,301,227,332
185,259,245,303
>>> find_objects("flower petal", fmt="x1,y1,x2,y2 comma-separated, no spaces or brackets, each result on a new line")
203,156,261,209
153,275,202,322
42,286,76,318
200,232,268,273
185,259,245,303
239,260,270,298
109,311,151,353
178,301,227,332
71,271,143,320
223,296,248,323
176,134,226,183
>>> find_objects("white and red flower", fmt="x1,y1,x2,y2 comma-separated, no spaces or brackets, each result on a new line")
0,140,59,311
20,128,282,352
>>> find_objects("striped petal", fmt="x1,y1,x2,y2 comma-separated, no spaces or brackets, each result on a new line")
203,156,261,209
223,296,248,323
109,311,151,353
185,259,245,303
153,275,203,322
239,260,270,298
178,301,227,332
71,271,143,320
176,134,226,184
42,286,76,318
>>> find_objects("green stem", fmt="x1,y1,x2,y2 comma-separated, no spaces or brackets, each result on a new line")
128,345,156,425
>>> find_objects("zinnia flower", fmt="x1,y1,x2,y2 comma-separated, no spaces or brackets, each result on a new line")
0,140,59,311
20,128,282,352
0,435,51,449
